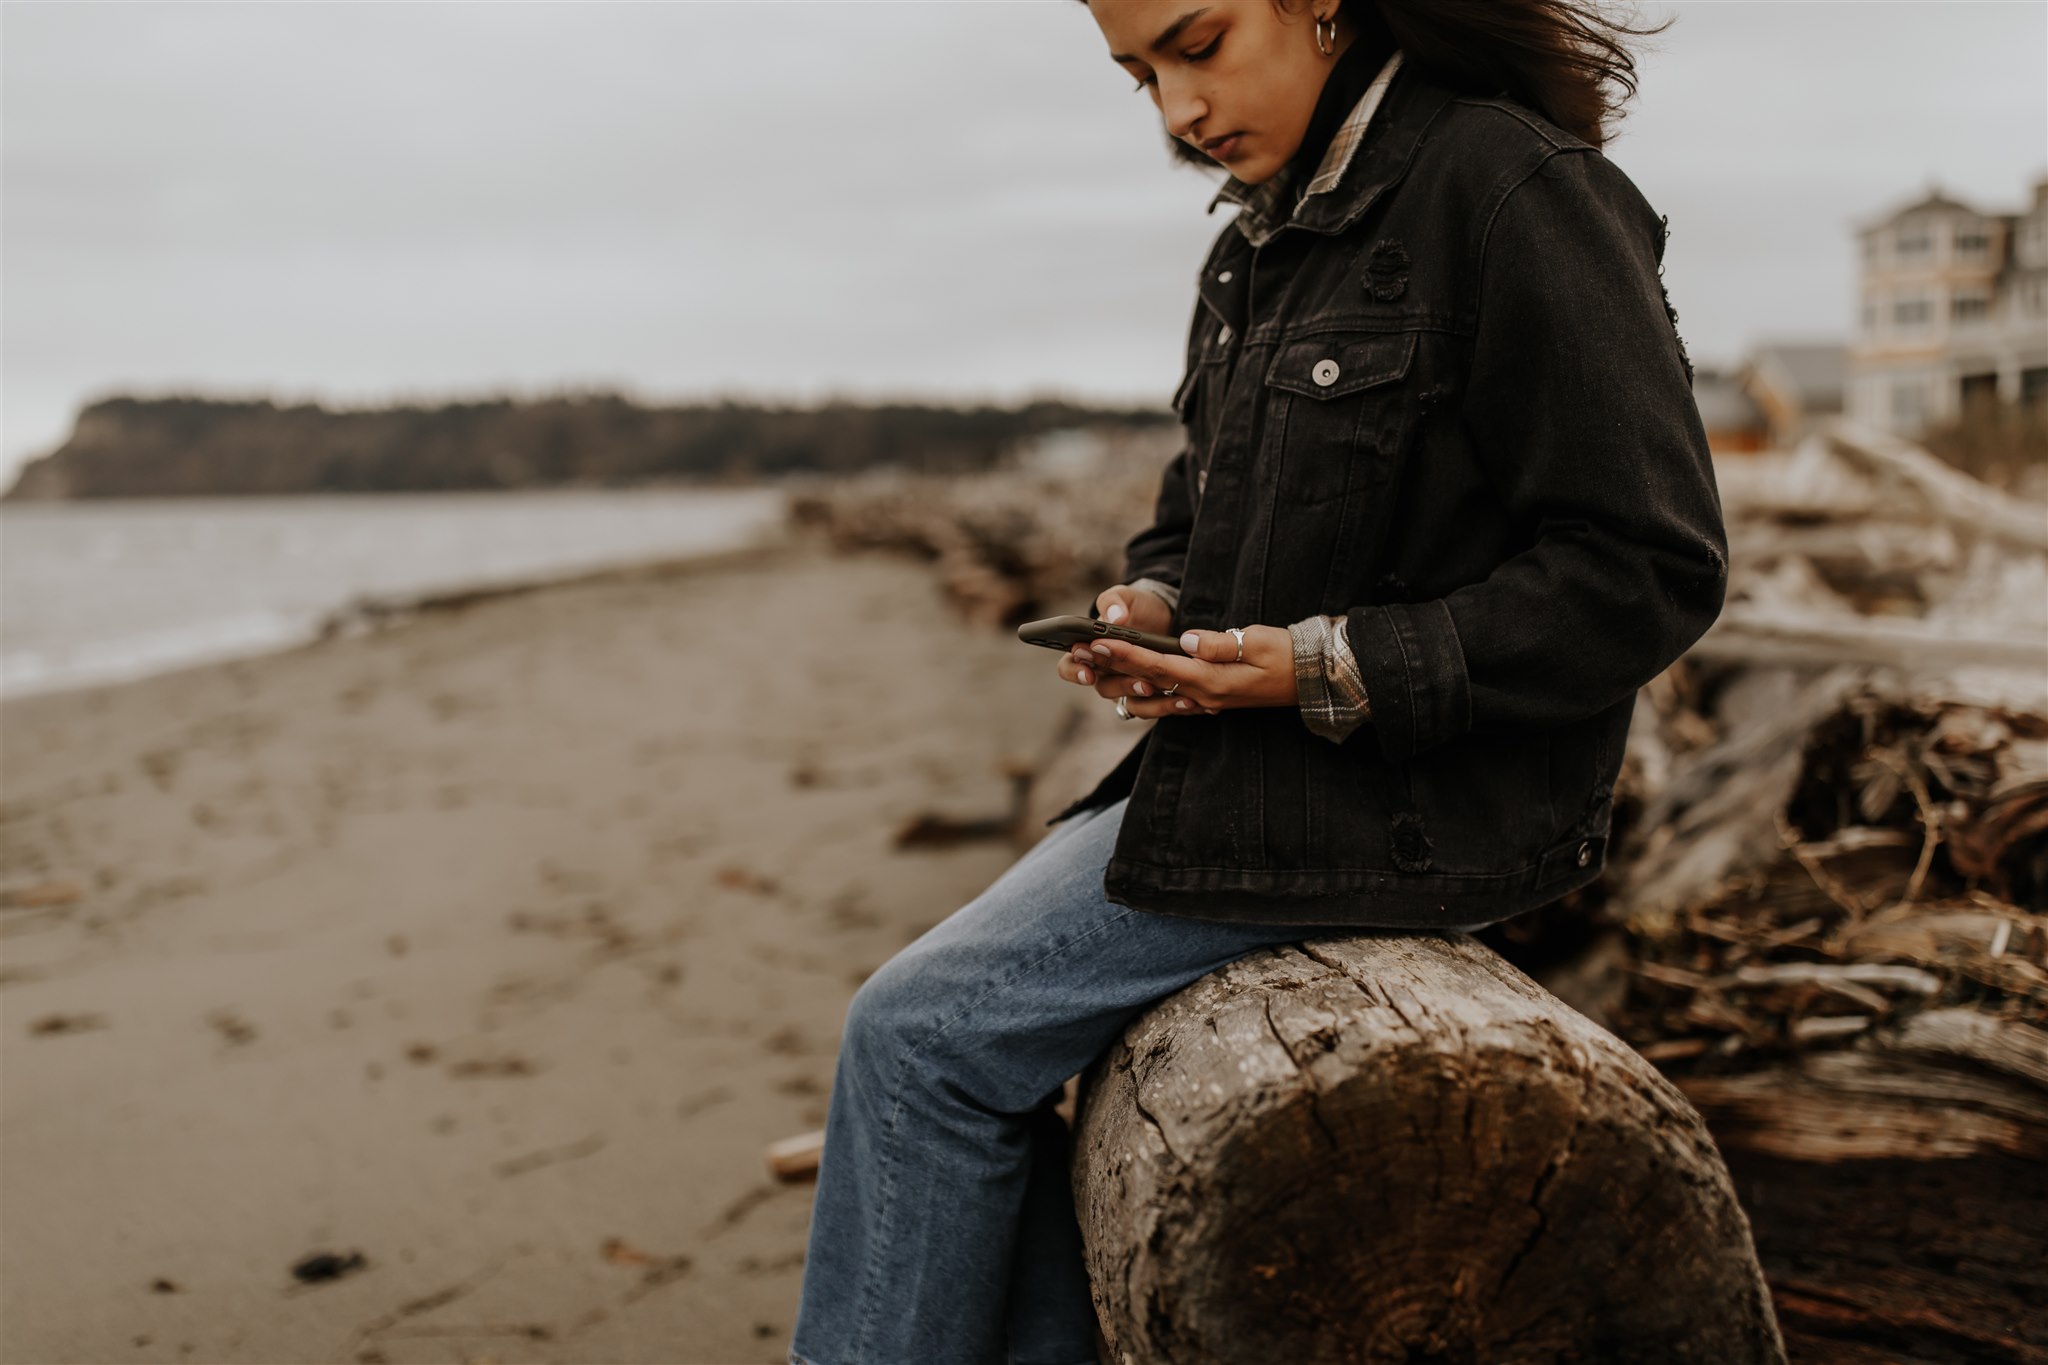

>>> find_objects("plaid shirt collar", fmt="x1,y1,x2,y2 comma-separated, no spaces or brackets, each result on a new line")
1207,48,1405,248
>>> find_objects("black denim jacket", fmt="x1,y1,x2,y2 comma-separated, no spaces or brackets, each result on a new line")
1051,57,1728,931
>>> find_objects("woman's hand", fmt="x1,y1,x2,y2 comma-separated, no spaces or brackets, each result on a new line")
1100,583,1174,636
1055,585,1174,684
1055,597,1297,718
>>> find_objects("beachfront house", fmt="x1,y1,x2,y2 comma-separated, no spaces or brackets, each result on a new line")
1691,367,1771,454
1741,341,1847,448
1847,174,2048,437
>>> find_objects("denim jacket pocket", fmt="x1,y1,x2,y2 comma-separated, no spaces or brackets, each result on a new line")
1262,332,1417,507
1404,730,1555,875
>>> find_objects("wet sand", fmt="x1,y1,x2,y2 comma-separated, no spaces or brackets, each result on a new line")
0,529,1086,1365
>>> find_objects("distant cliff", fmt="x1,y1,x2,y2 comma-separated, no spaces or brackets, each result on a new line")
2,391,1174,500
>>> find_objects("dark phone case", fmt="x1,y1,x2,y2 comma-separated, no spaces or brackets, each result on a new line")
1016,614,1188,657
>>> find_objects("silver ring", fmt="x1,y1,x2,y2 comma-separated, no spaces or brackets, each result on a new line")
1162,682,1179,696
1228,627,1246,662
1116,695,1134,721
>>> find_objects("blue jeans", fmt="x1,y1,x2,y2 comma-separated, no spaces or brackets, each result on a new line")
787,794,1337,1365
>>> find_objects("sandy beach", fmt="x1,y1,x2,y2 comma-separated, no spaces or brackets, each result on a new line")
0,528,1089,1365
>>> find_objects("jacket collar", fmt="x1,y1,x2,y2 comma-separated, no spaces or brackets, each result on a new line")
1206,49,1452,247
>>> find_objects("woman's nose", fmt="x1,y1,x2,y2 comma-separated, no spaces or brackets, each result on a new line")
1159,80,1206,143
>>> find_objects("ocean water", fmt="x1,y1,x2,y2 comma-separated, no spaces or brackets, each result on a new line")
0,486,788,698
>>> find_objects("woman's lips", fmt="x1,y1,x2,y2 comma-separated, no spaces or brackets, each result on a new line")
1204,132,1245,160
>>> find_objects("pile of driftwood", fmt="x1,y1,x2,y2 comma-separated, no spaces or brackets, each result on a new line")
1505,421,2048,1365
1586,422,2045,1043
1601,676,2045,1060
782,427,1176,629
772,419,2047,1363
1698,420,2046,679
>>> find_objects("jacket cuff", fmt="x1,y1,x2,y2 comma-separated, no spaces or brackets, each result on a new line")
1286,613,1372,745
1128,577,1182,617
1344,599,1471,763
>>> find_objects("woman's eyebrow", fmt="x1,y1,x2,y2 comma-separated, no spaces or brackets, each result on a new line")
1109,7,1211,63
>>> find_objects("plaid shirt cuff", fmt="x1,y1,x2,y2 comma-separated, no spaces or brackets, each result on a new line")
1129,577,1182,618
1287,612,1372,744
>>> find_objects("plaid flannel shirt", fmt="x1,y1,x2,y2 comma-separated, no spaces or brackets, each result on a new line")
1129,49,1403,744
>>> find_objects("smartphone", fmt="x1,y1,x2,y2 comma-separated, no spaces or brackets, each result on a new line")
1016,613,1189,657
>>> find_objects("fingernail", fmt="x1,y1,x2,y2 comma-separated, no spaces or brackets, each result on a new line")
1090,643,1111,656
1180,632,1199,652
1105,603,1126,623
1078,668,1091,684
1134,681,1151,695
1175,699,1190,710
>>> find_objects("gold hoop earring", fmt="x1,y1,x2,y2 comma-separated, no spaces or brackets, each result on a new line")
1315,15,1336,55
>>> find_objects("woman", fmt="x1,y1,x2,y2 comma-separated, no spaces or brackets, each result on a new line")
790,1,1724,1361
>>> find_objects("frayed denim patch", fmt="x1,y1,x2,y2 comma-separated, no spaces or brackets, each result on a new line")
1653,214,1696,387
1365,238,1410,301
1389,808,1435,873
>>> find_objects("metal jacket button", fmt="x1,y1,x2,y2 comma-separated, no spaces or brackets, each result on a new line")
1312,358,1341,387
1217,269,1233,283
1197,468,1208,495
1218,324,1233,345
1577,841,1592,866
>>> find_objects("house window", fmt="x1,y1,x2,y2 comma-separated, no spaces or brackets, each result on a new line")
1892,296,1933,328
1861,301,1877,333
1890,379,1927,425
1895,224,1933,257
1960,373,2001,411
1952,291,1991,324
1954,227,1991,259
2021,219,2047,265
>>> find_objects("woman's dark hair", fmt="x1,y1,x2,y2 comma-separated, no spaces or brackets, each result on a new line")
1083,0,1669,158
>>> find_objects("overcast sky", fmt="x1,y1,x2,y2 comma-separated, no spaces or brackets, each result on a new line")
3,1,2044,490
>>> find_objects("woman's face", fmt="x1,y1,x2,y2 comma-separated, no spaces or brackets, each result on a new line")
1088,1,1345,186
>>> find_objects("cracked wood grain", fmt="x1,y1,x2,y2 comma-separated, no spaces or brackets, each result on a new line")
1070,932,1788,1365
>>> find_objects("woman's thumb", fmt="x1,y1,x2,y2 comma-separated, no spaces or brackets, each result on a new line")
1177,628,1221,659
1099,586,1132,624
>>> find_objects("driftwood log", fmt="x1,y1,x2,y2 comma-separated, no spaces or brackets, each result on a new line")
1069,932,1789,1364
